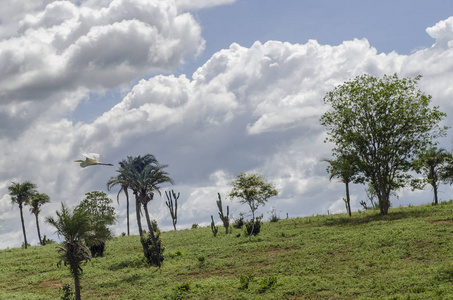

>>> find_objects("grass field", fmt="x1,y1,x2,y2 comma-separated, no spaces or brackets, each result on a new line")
1,202,453,299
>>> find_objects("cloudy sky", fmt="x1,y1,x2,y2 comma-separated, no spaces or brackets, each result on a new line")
1,0,453,249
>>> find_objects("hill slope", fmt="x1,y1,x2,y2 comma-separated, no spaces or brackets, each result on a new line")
1,203,453,299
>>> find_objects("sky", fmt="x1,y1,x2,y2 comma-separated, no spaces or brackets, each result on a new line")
1,0,453,249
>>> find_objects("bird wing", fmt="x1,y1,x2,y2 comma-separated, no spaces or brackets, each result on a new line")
83,153,101,163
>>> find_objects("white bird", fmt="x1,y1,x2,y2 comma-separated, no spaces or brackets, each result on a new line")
74,153,114,168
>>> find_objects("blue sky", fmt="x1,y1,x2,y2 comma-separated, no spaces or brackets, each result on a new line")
1,0,453,249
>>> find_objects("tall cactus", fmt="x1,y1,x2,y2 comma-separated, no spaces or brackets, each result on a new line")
216,193,230,234
165,190,179,231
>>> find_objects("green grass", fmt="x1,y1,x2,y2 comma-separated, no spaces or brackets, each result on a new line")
2,202,453,299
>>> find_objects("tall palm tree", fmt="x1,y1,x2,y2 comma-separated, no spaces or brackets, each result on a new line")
323,154,359,217
414,147,452,205
29,192,50,245
8,181,37,249
46,204,92,300
107,176,130,236
108,154,173,266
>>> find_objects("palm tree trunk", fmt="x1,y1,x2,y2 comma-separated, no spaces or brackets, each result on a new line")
19,204,28,249
35,213,43,245
135,196,143,238
73,269,81,300
433,182,439,205
126,195,130,236
142,203,162,266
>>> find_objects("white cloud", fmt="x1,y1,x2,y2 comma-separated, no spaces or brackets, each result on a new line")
2,12,453,248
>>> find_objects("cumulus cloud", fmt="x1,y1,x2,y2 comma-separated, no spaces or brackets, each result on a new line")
2,11,453,248
0,0,205,108
175,0,236,12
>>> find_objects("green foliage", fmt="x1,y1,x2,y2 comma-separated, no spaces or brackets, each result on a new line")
232,213,245,228
140,220,164,267
5,204,453,299
229,172,278,240
8,181,37,249
320,74,447,215
238,274,255,290
75,191,116,257
59,283,75,300
245,216,262,237
258,274,278,293
269,206,280,222
191,223,198,229
412,147,453,205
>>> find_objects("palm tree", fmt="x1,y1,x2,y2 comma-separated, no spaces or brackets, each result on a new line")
414,147,452,205
8,181,37,249
46,204,92,300
29,192,50,245
323,154,359,217
107,177,130,236
108,154,173,266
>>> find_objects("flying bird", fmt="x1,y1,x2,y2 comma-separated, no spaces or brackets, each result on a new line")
74,153,114,168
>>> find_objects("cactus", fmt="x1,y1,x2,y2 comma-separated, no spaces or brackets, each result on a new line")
165,190,180,231
216,193,230,234
210,215,218,237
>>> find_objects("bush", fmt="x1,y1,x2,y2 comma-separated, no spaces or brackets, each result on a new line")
233,213,245,229
141,221,164,267
191,223,199,229
245,217,262,237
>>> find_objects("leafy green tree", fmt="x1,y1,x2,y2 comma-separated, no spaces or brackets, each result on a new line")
412,148,452,205
29,192,50,245
229,172,278,241
323,154,359,217
320,74,447,215
75,191,116,257
8,181,37,249
46,204,92,300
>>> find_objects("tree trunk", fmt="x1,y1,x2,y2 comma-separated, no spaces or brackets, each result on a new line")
249,208,255,242
135,196,143,238
73,268,81,300
142,203,161,266
345,182,351,217
126,193,130,236
19,204,28,249
35,213,43,245
433,182,439,205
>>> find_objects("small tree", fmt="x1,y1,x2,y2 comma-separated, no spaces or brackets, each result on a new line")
46,204,92,300
29,192,51,245
75,191,116,257
320,74,447,214
8,181,37,249
165,190,179,231
412,147,452,205
323,154,359,217
216,193,230,234
229,172,278,241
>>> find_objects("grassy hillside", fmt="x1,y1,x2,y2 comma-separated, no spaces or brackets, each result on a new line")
2,203,453,299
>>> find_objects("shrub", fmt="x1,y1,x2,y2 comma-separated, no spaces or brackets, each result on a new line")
238,274,255,290
245,216,262,237
140,221,165,267
191,223,199,229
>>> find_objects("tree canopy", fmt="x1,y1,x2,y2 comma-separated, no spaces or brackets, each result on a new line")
320,74,447,214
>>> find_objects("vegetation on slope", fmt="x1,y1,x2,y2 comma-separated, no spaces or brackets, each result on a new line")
1,202,453,299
